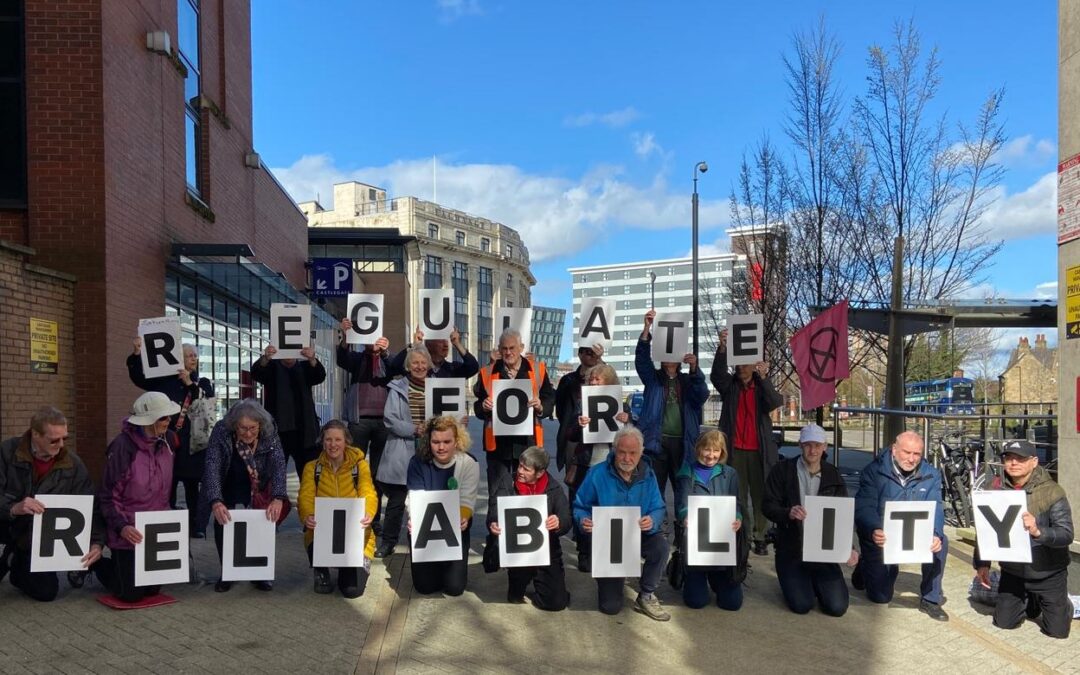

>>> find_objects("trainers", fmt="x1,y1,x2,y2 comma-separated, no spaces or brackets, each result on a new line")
634,593,671,622
67,570,89,589
919,599,948,622
314,568,333,594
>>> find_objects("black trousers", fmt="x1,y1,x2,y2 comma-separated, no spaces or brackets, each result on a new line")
213,494,252,567
93,549,161,603
306,544,369,598
10,547,60,602
170,477,205,534
648,436,683,501
349,418,387,526
377,482,408,548
280,429,316,481
411,527,470,597
486,455,516,500
775,552,849,617
507,542,570,611
994,568,1072,639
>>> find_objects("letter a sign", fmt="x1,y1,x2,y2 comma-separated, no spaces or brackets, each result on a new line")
578,298,615,351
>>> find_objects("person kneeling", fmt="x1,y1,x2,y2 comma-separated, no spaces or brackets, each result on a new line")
407,417,479,597
674,430,744,611
299,421,377,598
488,446,570,610
573,426,670,621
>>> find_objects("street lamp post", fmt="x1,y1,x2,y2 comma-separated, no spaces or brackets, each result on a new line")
692,161,708,359
649,271,657,309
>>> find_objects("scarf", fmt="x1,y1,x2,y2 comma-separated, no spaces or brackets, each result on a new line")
515,470,550,496
235,437,259,484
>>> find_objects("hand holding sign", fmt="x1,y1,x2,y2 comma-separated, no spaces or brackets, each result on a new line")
30,494,94,573
345,294,384,345
138,317,184,378
270,303,312,360
882,501,936,565
972,490,1032,563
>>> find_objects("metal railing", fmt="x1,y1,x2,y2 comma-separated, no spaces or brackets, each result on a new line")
828,405,1056,469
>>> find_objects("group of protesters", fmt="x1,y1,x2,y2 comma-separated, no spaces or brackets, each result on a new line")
0,309,1072,639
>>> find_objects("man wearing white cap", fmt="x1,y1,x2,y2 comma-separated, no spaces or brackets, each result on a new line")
762,423,857,616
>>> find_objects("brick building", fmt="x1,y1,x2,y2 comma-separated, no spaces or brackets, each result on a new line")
1000,334,1058,405
0,1,328,476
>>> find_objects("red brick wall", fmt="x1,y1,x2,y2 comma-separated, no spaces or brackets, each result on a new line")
3,1,310,473
0,243,78,461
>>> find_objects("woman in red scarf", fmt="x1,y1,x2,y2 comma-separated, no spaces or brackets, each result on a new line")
487,446,571,610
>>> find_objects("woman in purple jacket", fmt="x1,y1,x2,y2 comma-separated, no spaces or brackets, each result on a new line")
94,392,178,602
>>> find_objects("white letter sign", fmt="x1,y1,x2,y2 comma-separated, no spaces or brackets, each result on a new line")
221,509,276,581
492,379,534,436
497,495,549,568
581,385,623,444
409,490,462,563
346,293,384,345
578,298,615,351
425,378,467,421
973,490,1032,564
270,303,311,360
652,311,690,363
495,307,533,345
725,314,763,366
591,506,641,578
313,497,368,568
419,289,454,340
802,496,855,564
882,501,935,565
686,495,737,567
31,494,93,573
135,510,189,587
138,317,183,378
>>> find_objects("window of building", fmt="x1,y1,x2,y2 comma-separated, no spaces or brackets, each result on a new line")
368,188,377,201
668,297,676,307
456,230,466,246
668,281,675,291
506,244,514,258
579,274,587,283
428,223,439,239
0,2,26,204
624,285,630,294
424,255,443,289
178,0,203,196
623,270,630,279
478,267,494,352
506,272,513,289
452,261,469,345
481,238,490,252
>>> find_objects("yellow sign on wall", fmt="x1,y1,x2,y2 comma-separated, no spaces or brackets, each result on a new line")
1067,266,1080,340
30,318,58,374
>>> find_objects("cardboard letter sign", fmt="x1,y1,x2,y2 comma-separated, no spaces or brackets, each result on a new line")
313,497,368,568
135,510,189,587
270,303,311,359
495,307,533,345
652,311,690,363
222,509,276,581
591,506,641,578
973,490,1032,564
581,385,623,444
138,317,183,378
31,494,93,573
882,501,935,565
725,314,763,366
802,496,855,564
419,289,454,340
425,378,468,420
686,496,737,567
346,294,384,345
409,490,462,563
497,495,549,568
578,298,615,351
492,379,533,436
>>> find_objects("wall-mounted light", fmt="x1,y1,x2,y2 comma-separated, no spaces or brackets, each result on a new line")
244,152,261,169
146,31,171,54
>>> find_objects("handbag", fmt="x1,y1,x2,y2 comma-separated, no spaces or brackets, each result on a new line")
251,475,292,525
187,388,216,453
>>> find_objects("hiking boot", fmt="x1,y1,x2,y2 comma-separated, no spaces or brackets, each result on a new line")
634,593,671,622
919,599,948,622
314,568,333,594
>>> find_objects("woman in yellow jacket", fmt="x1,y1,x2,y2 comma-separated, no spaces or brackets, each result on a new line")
298,420,377,597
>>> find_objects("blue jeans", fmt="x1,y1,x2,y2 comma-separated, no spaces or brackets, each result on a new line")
683,568,742,610
596,532,669,615
775,552,848,616
857,532,947,604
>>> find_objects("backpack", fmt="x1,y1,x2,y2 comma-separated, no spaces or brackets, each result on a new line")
314,461,360,494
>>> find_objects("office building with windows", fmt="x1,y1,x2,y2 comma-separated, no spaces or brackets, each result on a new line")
530,306,566,370
301,181,536,355
0,1,334,475
569,254,746,391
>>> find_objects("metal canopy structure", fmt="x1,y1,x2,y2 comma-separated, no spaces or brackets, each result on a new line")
813,299,1058,335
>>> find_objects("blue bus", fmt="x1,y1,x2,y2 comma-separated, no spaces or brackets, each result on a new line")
904,377,976,414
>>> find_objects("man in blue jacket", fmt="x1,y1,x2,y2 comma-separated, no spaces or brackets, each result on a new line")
853,431,949,622
634,309,708,541
573,426,670,621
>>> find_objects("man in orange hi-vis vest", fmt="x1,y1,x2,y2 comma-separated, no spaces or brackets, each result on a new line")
474,328,555,498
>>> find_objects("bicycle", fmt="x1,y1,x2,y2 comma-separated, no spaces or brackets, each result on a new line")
931,432,982,528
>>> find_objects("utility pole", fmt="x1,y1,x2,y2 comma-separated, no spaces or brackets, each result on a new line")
885,236,906,443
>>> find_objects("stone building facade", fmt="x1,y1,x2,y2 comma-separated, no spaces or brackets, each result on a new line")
1000,334,1058,404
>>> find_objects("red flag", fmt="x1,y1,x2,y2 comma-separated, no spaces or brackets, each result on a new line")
790,300,849,411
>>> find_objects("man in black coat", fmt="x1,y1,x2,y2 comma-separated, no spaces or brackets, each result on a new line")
251,344,327,480
762,424,857,616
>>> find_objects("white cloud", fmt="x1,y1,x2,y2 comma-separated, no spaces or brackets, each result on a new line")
977,171,1056,240
993,135,1056,168
631,131,661,159
1034,281,1057,299
273,154,728,262
563,106,640,129
435,0,481,20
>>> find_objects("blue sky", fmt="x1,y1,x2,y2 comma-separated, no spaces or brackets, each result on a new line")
253,1,1059,368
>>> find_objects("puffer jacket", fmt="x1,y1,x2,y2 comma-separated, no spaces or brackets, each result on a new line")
572,453,665,535
380,377,420,486
974,465,1073,580
99,420,174,550
0,433,105,550
635,337,709,461
854,450,944,542
297,446,378,559
762,456,848,558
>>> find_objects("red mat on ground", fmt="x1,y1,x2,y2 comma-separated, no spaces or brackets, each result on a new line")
96,593,176,610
